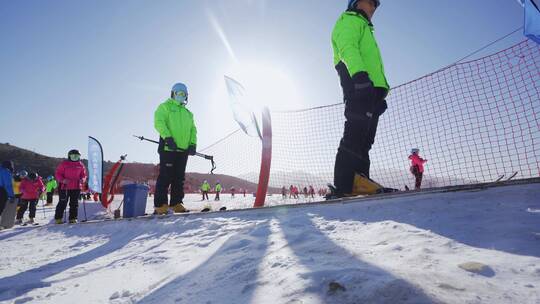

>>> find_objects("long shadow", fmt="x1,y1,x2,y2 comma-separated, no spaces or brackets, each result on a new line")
0,226,34,242
0,218,207,302
277,211,439,304
138,218,271,304
312,185,540,258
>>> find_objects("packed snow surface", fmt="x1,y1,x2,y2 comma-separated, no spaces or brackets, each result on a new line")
0,183,539,304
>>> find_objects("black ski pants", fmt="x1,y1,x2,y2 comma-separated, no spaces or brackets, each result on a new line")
46,192,54,205
55,189,81,220
154,151,189,208
0,187,8,217
411,166,423,189
215,192,220,201
202,191,209,200
333,62,387,195
17,199,38,219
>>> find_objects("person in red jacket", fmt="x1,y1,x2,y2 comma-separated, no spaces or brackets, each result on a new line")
54,149,88,224
409,148,428,190
16,172,45,225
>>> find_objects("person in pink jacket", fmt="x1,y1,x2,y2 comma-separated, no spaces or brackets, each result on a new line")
54,149,87,224
409,148,428,190
16,172,45,224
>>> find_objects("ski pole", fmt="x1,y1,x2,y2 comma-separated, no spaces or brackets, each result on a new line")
133,135,217,174
82,195,88,222
41,195,46,219
63,186,68,223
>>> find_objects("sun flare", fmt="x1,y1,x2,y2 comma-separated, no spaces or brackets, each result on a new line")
226,62,304,111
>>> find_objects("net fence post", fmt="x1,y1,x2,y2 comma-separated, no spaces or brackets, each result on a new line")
254,107,272,207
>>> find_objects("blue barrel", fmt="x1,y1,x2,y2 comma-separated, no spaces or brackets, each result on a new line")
122,184,149,218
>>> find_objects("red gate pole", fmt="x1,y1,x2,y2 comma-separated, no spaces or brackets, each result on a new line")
254,107,272,207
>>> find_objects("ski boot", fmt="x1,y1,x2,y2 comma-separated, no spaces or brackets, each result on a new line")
325,184,343,200
55,219,64,224
172,203,188,213
154,205,169,215
351,174,399,195
351,174,384,195
69,219,78,224
15,219,23,225
27,218,35,224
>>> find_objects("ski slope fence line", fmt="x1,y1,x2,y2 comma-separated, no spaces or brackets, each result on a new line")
187,40,540,195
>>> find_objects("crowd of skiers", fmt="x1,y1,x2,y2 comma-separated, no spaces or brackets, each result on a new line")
199,180,246,201
282,185,325,199
0,149,88,227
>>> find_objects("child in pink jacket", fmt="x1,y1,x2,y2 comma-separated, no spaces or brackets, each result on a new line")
54,149,87,224
409,148,428,190
16,172,45,224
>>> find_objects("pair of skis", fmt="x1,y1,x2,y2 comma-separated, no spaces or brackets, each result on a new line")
18,220,39,227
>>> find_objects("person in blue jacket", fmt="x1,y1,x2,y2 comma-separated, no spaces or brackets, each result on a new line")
0,161,15,217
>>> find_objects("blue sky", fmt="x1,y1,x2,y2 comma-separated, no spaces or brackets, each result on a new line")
0,0,526,163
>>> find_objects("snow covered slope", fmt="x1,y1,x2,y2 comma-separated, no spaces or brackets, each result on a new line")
0,183,539,304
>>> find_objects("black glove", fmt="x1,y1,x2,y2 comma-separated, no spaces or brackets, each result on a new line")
376,99,388,116
345,72,376,121
187,145,197,156
351,72,374,99
164,137,178,151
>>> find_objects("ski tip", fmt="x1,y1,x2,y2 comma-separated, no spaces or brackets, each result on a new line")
377,188,400,194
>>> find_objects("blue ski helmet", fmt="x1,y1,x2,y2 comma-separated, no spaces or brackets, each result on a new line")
348,0,380,9
171,82,188,104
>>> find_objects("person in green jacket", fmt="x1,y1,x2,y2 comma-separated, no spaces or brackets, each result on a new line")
45,176,57,206
154,82,197,214
214,182,222,201
331,0,389,197
200,180,210,201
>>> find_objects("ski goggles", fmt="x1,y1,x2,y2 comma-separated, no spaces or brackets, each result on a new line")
174,91,187,98
69,154,81,161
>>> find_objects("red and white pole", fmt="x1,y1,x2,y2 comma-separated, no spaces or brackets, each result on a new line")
254,107,272,208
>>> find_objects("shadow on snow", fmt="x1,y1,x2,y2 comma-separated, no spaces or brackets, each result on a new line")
275,211,439,304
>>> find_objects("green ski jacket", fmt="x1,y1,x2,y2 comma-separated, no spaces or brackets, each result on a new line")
46,179,58,192
154,98,197,151
332,11,389,89
201,182,210,192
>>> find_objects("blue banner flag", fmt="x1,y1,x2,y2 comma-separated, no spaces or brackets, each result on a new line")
525,0,540,44
88,136,104,193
